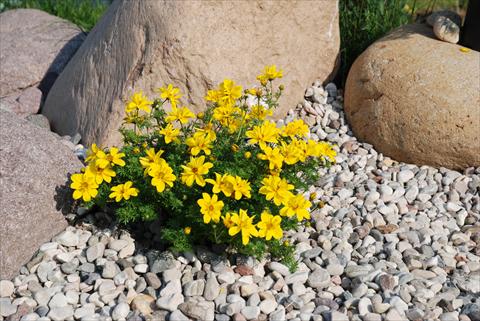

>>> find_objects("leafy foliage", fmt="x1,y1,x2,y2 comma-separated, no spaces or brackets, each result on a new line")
0,0,111,31
69,67,337,269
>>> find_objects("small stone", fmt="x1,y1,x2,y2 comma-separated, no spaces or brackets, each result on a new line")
48,293,68,308
102,261,121,279
235,265,254,276
86,243,105,262
267,262,290,276
156,292,184,312
74,304,95,319
378,274,396,291
398,170,414,183
204,274,220,301
218,271,236,284
183,280,205,296
0,280,14,297
259,299,277,314
179,301,215,321
329,311,349,321
385,308,407,321
326,264,344,276
108,239,129,251
148,251,176,273
363,313,382,321
307,268,330,288
0,298,17,317
48,306,74,321
131,294,155,316
112,302,130,320
241,306,261,320
358,297,373,316
56,230,79,247
145,272,161,289
240,284,259,297
433,16,460,44
269,306,286,321
169,310,190,321
345,265,372,278
285,271,308,284
134,264,148,274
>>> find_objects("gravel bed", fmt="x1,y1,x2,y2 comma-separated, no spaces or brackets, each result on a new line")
0,82,479,321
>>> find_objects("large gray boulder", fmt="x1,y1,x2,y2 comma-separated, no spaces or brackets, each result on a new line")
0,9,85,116
0,108,82,279
42,0,340,147
345,23,480,170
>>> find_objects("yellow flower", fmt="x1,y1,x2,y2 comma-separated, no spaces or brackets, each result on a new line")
166,106,195,124
197,122,217,141
223,117,242,133
227,176,252,200
248,105,272,121
206,173,234,197
184,227,192,235
213,105,238,123
139,148,164,174
223,213,234,229
159,84,181,108
280,194,312,221
197,193,224,224
280,141,300,165
205,89,222,104
159,124,180,144
96,147,126,169
245,121,280,150
244,151,252,159
257,146,284,170
133,147,141,154
257,211,283,241
149,160,176,193
85,163,116,184
257,65,283,86
259,175,294,206
125,91,152,114
218,79,243,106
186,131,213,156
196,112,205,119
71,173,99,202
282,119,309,138
231,144,239,152
289,139,308,162
315,141,337,162
109,181,139,202
228,209,258,245
85,144,103,164
181,156,213,187
247,88,262,97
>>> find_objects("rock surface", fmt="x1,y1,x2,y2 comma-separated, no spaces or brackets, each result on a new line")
0,9,85,115
0,109,82,279
344,23,480,170
42,0,340,146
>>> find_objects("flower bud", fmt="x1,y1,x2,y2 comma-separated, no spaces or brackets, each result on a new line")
231,144,239,152
197,112,204,119
244,151,252,159
184,227,192,235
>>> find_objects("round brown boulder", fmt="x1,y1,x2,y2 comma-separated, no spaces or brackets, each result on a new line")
345,23,480,170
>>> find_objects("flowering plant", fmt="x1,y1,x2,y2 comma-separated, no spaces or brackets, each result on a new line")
70,66,336,268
